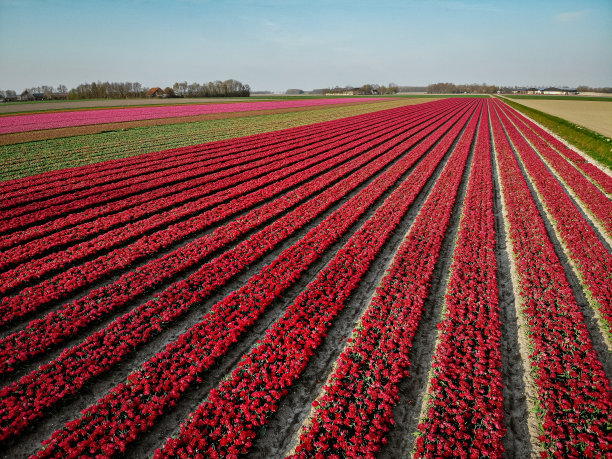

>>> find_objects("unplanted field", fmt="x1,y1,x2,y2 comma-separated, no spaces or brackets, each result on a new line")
0,98,610,458
507,98,612,138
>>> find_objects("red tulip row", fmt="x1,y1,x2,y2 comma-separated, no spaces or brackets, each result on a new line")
288,102,482,459
0,104,453,325
28,101,479,457
0,107,390,208
499,102,612,195
154,102,480,459
491,104,612,457
0,100,458,370
415,102,506,458
0,102,441,253
494,100,612,236
2,101,476,445
493,100,612,338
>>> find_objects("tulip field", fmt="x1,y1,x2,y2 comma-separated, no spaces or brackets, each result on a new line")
0,98,385,135
0,97,611,457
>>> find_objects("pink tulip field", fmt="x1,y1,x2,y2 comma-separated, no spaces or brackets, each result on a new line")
0,97,610,458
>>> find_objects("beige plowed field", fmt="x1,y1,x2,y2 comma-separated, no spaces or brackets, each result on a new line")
511,99,612,138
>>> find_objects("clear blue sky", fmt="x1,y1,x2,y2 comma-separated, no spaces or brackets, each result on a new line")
1,0,610,92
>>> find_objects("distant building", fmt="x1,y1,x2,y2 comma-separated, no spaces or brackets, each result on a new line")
542,87,578,95
325,87,360,96
146,87,165,98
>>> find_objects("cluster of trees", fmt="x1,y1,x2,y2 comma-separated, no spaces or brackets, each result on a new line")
427,82,499,94
25,85,69,98
0,90,18,101
68,82,146,99
322,83,400,95
360,83,400,95
1,79,251,102
576,85,612,93
170,79,250,98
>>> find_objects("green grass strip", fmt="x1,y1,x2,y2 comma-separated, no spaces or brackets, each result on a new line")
0,100,412,182
499,97,612,169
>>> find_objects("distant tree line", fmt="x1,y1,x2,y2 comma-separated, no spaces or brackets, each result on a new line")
170,79,250,98
1,79,250,102
322,83,400,95
576,85,612,93
427,82,499,94
68,82,146,99
290,85,425,95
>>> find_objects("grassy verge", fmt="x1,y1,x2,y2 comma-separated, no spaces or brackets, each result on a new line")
0,99,419,181
499,97,612,169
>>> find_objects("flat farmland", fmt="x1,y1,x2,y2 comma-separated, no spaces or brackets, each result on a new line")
504,98,612,138
0,98,611,458
0,98,420,180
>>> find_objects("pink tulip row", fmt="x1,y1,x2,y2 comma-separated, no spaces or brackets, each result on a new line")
499,105,612,195
495,100,612,236
27,99,478,457
0,103,449,326
0,100,457,371
2,100,474,445
289,102,483,459
491,104,612,457
153,102,479,458
0,98,387,134
0,103,400,213
493,100,612,338
415,103,506,458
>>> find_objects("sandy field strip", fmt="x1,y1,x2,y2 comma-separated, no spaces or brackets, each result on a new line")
511,99,612,138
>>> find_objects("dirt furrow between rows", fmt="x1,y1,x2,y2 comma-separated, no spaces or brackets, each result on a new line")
490,126,532,457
